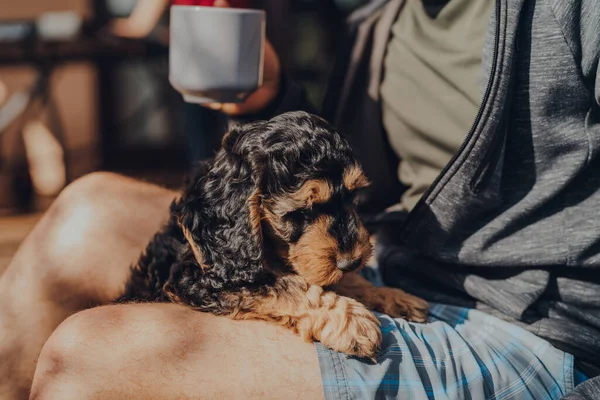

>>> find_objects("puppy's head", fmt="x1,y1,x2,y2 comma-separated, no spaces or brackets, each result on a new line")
258,112,372,287
174,111,372,288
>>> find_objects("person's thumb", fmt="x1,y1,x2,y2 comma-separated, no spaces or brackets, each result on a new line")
213,0,230,7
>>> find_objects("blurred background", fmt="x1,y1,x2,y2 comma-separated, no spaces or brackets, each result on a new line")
0,0,369,270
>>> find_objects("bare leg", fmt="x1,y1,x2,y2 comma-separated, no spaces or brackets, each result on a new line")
30,304,325,400
333,271,429,322
0,173,176,399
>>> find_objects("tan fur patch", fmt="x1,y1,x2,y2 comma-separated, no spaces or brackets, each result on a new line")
291,179,333,204
288,216,344,287
247,189,263,241
267,179,334,216
263,204,372,288
343,165,370,192
177,220,210,271
262,206,291,243
351,223,373,267
163,286,185,304
225,275,382,358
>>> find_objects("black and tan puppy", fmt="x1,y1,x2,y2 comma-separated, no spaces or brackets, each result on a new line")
118,111,427,358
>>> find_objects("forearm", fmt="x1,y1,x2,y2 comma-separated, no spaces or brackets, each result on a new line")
229,72,318,125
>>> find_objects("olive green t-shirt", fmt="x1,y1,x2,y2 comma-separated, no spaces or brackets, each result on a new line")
380,0,494,211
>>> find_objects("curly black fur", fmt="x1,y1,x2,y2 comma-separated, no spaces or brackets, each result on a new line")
118,111,366,315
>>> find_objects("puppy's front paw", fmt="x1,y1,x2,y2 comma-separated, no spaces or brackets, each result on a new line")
319,297,381,359
369,287,429,322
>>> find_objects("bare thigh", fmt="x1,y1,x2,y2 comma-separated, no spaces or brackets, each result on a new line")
0,172,176,398
31,303,324,400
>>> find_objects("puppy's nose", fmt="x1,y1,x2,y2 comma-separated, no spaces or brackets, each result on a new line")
337,258,362,272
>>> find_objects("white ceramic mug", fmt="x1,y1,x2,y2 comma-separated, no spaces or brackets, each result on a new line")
169,6,265,104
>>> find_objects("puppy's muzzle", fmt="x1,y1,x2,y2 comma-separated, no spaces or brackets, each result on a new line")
337,258,362,272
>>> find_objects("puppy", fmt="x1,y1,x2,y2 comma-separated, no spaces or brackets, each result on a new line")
118,111,427,358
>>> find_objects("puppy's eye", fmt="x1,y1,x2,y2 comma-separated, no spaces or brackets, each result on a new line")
284,210,314,243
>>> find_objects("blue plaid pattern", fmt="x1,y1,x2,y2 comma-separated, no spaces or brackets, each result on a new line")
316,271,586,399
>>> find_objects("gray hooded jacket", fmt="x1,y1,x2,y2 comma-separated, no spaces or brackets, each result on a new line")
237,0,600,395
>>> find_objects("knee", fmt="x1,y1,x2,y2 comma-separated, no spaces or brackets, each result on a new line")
35,173,130,287
47,172,132,231
56,171,122,205
43,172,129,248
31,172,174,299
46,171,174,245
30,304,205,400
29,306,114,400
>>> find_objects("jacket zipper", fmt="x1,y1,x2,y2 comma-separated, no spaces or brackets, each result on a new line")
398,0,503,240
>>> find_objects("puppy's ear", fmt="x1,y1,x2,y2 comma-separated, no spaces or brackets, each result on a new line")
172,124,269,287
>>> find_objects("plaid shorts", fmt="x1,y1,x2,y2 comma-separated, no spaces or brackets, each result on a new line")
316,270,587,400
